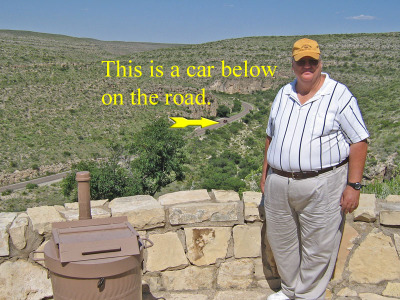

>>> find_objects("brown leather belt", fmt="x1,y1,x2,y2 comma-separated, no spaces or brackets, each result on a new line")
271,158,348,180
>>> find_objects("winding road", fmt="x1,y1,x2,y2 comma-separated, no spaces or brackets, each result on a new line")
195,101,254,135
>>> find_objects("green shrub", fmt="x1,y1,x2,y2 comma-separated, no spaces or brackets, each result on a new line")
202,172,245,191
31,164,40,170
26,183,39,190
228,122,244,134
216,105,230,117
61,159,140,201
242,114,252,124
199,150,246,192
1,189,12,196
232,99,242,113
245,137,256,147
220,150,241,164
362,174,400,199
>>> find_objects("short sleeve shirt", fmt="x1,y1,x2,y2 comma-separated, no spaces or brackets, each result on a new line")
266,73,369,172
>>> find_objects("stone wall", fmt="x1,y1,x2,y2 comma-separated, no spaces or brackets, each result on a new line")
0,191,400,300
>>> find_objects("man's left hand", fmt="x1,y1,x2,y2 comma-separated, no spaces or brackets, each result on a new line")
340,186,360,214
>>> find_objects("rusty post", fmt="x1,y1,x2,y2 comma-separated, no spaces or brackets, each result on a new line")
76,171,92,220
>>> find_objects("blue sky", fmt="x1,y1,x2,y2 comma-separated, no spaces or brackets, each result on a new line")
1,0,399,44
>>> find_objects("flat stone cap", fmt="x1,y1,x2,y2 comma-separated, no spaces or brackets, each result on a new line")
159,189,211,206
110,195,161,212
242,191,262,205
386,195,400,203
212,190,240,203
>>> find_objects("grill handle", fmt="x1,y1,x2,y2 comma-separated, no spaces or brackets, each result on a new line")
139,237,154,250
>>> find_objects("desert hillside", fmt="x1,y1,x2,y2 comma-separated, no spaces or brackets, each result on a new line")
1,30,399,189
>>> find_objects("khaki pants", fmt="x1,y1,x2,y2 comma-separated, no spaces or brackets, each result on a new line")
264,164,347,299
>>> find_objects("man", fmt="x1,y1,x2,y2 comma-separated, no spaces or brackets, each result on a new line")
260,38,368,300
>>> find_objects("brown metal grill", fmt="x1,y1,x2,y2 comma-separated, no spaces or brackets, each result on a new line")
37,171,152,300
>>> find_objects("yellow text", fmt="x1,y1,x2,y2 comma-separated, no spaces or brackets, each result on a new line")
102,93,124,105
165,89,208,106
101,60,142,78
130,89,159,105
221,60,276,78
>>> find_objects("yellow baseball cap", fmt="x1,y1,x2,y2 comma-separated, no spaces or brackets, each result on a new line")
292,38,320,61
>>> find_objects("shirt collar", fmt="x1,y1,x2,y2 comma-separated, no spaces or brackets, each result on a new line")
286,73,333,105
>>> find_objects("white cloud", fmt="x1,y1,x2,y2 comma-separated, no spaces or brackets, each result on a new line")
346,14,377,20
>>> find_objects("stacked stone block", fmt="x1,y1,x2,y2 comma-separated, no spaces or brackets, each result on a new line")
0,191,400,299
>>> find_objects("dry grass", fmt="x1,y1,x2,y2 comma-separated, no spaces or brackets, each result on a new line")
0,30,399,191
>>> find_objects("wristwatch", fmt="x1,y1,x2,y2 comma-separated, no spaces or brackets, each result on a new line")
348,182,362,190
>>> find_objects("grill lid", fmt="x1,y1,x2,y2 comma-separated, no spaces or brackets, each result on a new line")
50,216,140,263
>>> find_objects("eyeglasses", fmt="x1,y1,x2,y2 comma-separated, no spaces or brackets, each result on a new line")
295,58,320,67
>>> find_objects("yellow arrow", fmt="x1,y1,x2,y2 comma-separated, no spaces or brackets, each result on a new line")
170,117,219,128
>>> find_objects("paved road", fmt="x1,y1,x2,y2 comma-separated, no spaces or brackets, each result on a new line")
195,101,254,136
0,172,70,193
0,101,255,192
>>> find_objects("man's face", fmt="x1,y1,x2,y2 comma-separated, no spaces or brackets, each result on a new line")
292,56,322,83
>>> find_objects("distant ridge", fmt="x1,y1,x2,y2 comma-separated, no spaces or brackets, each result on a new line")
0,29,186,56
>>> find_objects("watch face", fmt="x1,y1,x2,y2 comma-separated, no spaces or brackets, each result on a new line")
349,182,362,190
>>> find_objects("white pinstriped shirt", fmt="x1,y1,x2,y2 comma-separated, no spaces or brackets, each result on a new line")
266,73,369,172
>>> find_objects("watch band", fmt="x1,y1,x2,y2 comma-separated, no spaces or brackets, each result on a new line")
348,182,362,190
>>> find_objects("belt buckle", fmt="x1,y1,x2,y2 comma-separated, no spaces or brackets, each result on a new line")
291,172,301,180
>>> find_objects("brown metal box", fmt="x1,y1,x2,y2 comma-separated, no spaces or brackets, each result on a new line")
44,216,145,300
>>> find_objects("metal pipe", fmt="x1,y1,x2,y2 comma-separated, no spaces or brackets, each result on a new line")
76,171,92,220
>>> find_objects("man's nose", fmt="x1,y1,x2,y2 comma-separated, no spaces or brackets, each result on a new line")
304,60,312,67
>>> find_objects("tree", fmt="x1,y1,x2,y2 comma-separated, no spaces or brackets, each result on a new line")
61,157,141,201
128,118,187,196
232,99,242,113
61,119,187,200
